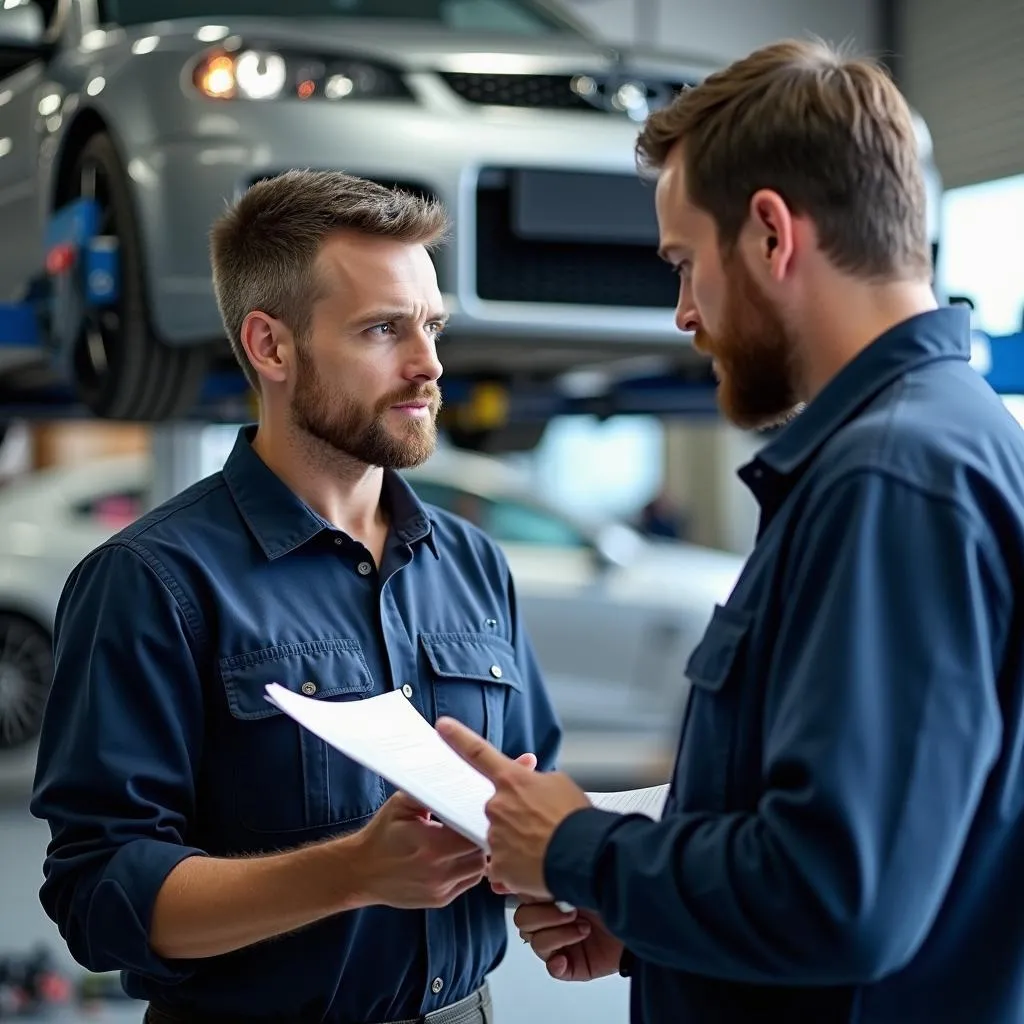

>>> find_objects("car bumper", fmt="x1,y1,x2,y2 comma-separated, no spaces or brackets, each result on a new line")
559,729,675,790
132,97,683,365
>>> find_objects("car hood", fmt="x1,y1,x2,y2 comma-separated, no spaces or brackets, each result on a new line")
147,17,719,78
615,539,744,610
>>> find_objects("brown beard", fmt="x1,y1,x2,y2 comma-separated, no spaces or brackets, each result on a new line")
694,250,801,430
290,343,442,469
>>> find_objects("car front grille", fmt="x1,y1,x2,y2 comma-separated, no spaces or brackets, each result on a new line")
440,72,695,113
440,72,601,111
474,170,678,308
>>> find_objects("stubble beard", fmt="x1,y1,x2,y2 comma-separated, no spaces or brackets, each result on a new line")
290,344,441,470
694,251,802,431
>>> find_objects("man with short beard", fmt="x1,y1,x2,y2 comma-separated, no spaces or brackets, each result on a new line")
30,170,561,1024
434,39,1024,1024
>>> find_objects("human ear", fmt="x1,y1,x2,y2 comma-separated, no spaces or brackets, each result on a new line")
240,311,291,385
748,189,794,282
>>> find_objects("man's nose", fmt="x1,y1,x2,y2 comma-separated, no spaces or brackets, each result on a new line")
674,279,700,334
407,332,443,382
675,297,700,334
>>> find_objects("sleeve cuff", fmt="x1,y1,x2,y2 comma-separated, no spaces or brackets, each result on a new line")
619,947,636,978
92,839,207,980
543,807,631,910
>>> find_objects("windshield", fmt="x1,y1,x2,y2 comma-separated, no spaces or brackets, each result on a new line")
101,0,579,34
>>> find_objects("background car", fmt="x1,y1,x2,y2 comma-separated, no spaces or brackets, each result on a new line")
0,445,743,789
0,0,942,439
404,445,743,781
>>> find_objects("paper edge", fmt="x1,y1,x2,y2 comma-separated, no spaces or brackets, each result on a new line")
263,683,494,851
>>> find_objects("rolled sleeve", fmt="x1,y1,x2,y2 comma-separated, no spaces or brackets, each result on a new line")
78,840,206,979
31,542,207,980
548,471,1008,985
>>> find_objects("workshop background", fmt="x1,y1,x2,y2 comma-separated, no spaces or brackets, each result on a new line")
0,0,1021,1019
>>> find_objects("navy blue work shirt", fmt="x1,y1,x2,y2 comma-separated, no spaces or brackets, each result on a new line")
30,426,561,1022
546,307,1024,1023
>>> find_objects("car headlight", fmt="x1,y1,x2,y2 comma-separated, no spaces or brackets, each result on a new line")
191,46,413,102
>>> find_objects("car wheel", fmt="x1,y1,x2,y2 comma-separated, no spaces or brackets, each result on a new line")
0,614,53,751
65,133,209,421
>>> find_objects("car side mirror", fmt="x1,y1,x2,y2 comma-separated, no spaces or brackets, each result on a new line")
0,2,46,48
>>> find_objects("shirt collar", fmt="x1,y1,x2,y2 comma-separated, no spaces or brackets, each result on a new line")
222,426,438,560
743,306,972,487
381,468,439,558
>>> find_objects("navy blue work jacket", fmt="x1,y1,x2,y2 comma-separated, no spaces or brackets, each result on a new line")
546,307,1024,1023
31,426,561,1022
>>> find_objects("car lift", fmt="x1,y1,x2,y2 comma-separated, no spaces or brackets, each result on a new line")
1,197,1023,445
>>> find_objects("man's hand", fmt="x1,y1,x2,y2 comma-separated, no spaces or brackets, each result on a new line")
515,897,624,982
353,791,487,909
353,752,538,910
436,718,591,897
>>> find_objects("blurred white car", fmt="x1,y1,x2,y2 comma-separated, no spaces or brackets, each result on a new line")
0,448,742,785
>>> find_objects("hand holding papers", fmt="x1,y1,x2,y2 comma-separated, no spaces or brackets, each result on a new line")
436,716,593,897
264,683,496,849
264,685,670,875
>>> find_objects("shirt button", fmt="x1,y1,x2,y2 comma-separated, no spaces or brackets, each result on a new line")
489,664,503,679
301,681,317,696
431,977,444,995
334,537,344,546
357,561,372,575
401,683,413,698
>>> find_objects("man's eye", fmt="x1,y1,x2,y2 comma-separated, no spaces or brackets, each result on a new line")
369,323,394,336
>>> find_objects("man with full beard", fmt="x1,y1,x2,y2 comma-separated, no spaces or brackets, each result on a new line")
30,170,560,1024
435,38,1024,1024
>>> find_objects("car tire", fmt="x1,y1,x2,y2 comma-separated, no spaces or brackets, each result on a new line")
0,613,53,751
64,132,209,421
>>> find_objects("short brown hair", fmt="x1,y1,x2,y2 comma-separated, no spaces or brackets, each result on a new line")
637,38,931,280
210,170,449,390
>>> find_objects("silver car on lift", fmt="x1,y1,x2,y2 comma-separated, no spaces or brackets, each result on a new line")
0,0,943,428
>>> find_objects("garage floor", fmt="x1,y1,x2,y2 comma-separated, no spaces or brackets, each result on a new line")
0,793,630,1024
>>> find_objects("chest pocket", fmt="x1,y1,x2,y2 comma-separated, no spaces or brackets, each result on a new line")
219,639,384,836
677,603,754,811
420,633,522,753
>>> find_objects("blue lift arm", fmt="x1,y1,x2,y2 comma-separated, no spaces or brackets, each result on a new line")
0,198,117,353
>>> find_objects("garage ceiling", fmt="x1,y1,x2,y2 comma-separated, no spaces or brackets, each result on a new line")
566,0,879,60
900,0,1024,188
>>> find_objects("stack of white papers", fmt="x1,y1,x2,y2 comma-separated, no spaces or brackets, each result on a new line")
588,783,669,820
265,684,496,847
264,685,668,852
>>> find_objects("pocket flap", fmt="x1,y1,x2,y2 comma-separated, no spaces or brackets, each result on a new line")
220,639,373,720
684,604,754,692
420,633,523,692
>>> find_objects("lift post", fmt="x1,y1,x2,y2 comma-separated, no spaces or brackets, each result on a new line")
970,328,1024,393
